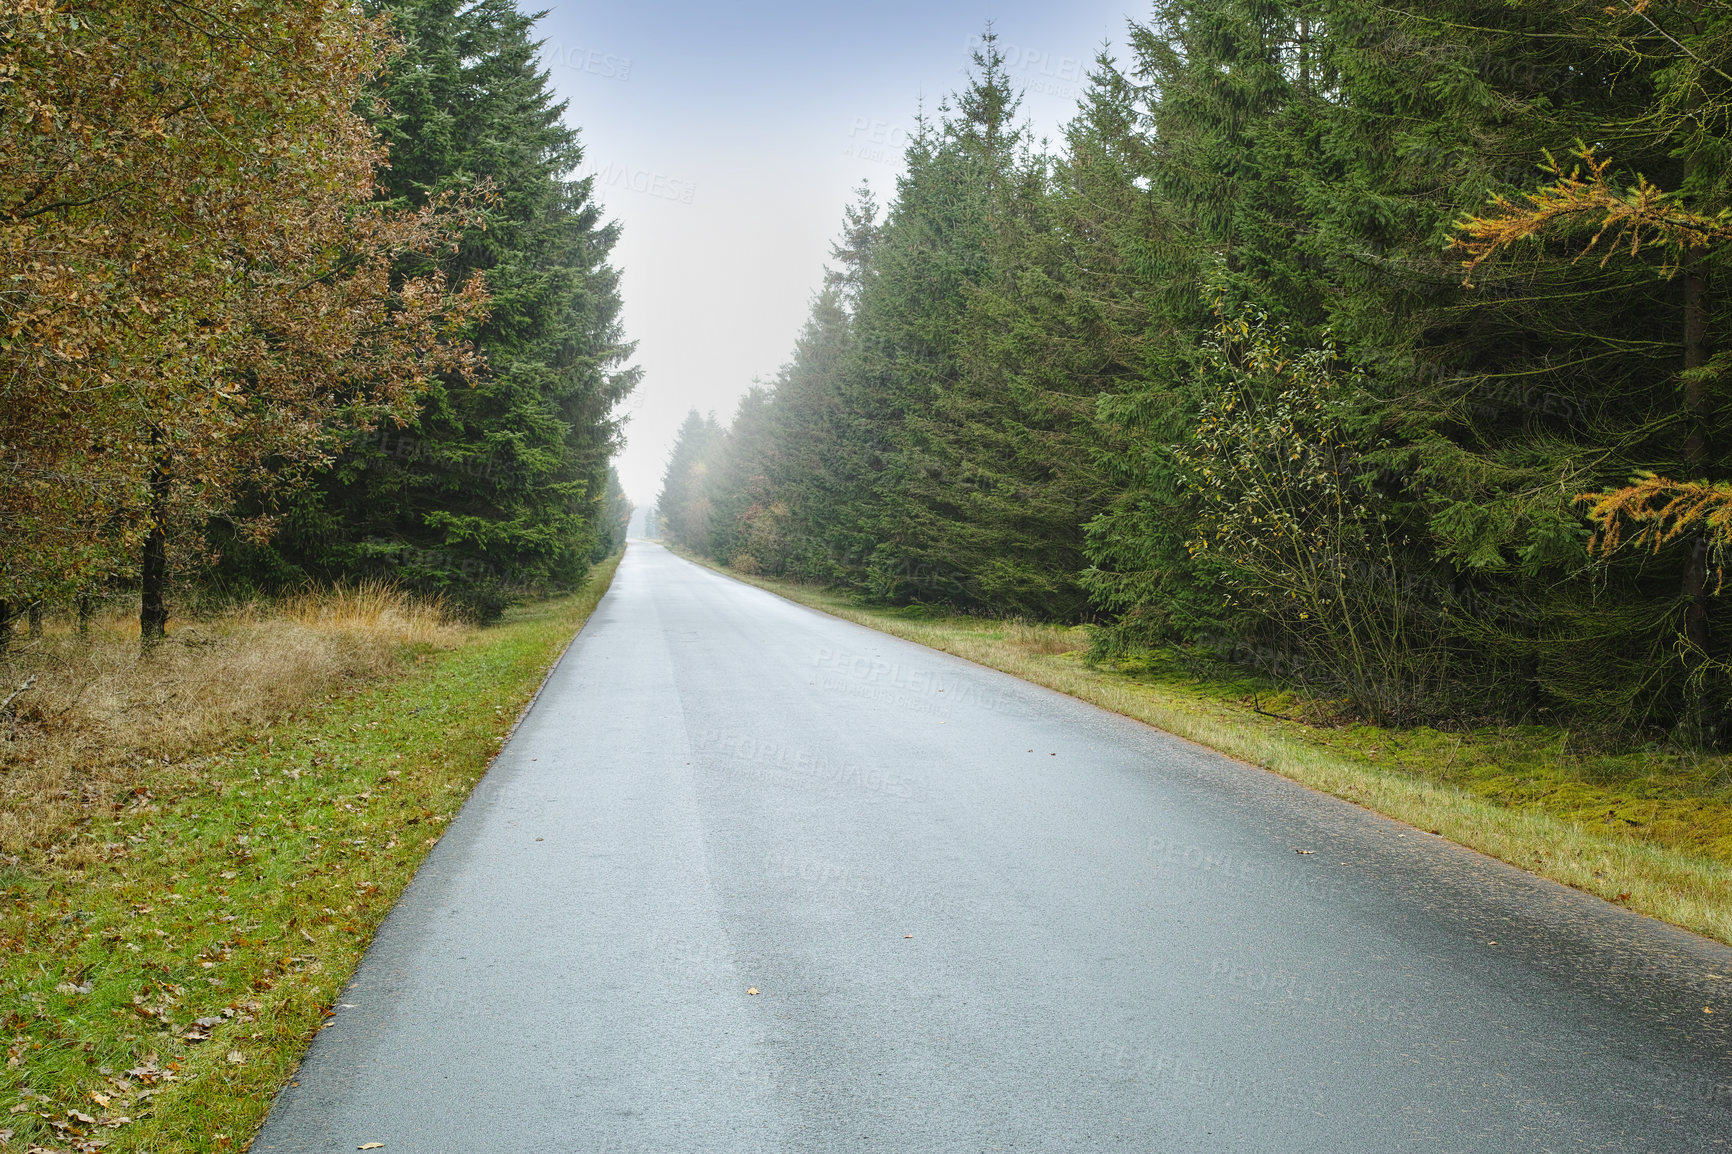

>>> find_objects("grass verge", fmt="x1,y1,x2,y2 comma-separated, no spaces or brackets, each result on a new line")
682,552,1732,949
0,553,619,1153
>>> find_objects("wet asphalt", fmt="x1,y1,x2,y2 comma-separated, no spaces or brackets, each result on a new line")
253,541,1732,1153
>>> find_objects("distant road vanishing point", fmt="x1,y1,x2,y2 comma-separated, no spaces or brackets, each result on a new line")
254,541,1731,1153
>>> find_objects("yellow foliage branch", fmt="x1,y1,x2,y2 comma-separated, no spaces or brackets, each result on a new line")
1578,475,1732,572
1453,145,1732,283
1458,145,1732,571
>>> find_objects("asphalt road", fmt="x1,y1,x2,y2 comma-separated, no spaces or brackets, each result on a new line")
254,541,1732,1153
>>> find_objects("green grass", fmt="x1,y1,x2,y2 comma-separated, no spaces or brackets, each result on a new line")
0,553,619,1153
685,553,1732,951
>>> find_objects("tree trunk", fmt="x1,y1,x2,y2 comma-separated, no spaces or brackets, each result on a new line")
140,441,171,646
1677,14,1716,737
1681,253,1715,737
77,595,93,638
0,601,11,656
27,602,42,640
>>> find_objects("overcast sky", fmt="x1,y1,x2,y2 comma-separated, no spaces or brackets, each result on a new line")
535,1,1142,506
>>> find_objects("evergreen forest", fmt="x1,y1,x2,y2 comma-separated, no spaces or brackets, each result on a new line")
658,8,1732,742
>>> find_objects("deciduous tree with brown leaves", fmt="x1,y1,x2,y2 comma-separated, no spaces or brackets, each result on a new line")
0,0,486,643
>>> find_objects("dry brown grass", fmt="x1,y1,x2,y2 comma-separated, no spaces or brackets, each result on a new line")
1000,618,1089,657
0,582,466,861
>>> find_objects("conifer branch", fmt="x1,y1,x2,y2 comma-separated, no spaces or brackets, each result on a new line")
1579,474,1732,565
1453,145,1732,283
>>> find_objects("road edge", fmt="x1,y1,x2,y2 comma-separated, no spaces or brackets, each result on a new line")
662,543,1732,950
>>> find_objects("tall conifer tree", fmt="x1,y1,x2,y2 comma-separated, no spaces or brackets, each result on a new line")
232,0,637,618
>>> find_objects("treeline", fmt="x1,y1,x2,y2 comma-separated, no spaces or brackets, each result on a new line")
660,9,1732,738
1,0,635,632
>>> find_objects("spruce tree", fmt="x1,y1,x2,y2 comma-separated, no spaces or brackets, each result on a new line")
232,0,637,618
656,411,725,551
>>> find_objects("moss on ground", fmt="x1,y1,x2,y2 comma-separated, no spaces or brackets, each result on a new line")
1089,648,1732,867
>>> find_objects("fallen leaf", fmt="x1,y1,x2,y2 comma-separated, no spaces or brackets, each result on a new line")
904,935,913,939
227,1051,245,1065
66,1110,97,1124
358,1144,385,1150
86,1094,109,1109
746,988,759,996
1707,1007,1716,1014
1295,850,1315,855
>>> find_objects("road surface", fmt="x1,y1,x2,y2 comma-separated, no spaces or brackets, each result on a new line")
254,541,1731,1153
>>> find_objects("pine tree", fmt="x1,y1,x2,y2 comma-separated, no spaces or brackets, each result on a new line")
1298,0,1725,727
228,0,637,619
638,0,1732,738
831,32,1110,616
656,411,725,551
1077,0,1330,656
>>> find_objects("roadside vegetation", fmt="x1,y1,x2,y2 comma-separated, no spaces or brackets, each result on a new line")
0,554,617,1153
694,556,1732,948
3,0,635,639
660,9,1732,748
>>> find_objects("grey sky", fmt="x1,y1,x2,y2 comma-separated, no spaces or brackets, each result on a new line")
536,2,1142,505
